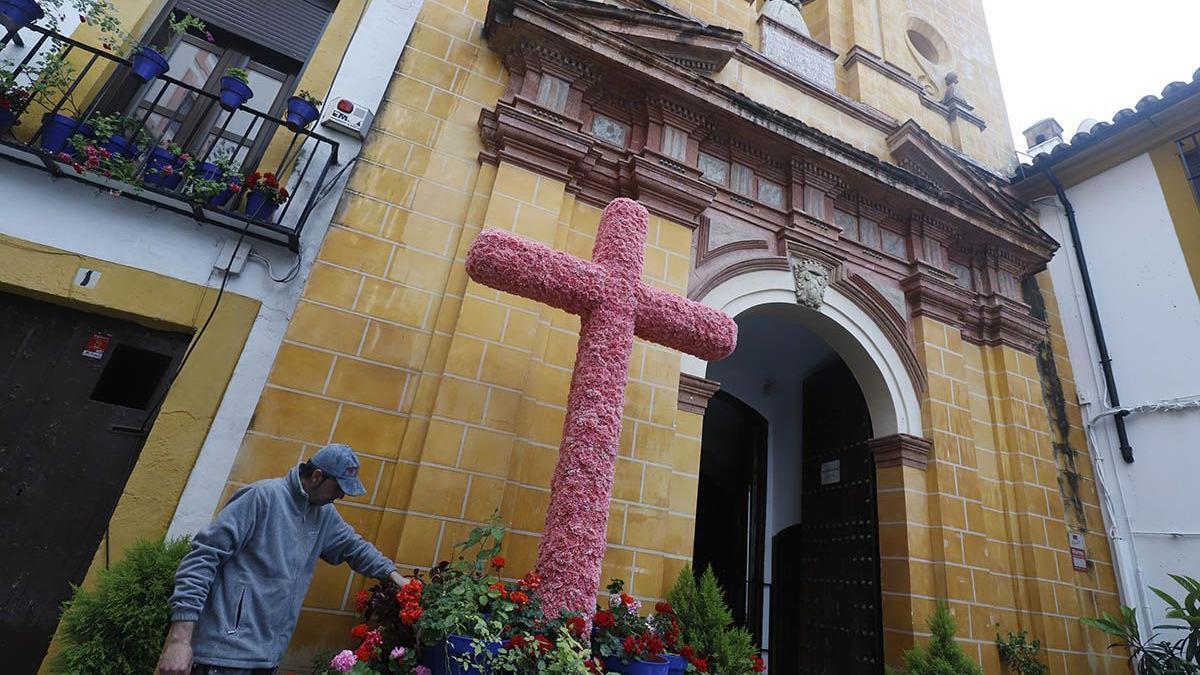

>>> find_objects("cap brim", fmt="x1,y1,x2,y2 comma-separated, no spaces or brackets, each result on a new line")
335,476,367,496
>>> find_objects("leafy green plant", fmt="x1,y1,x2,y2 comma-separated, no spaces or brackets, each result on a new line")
1082,575,1200,675
489,625,605,674
891,601,983,675
64,133,142,187
667,565,761,674
997,630,1047,674
187,150,243,203
294,89,323,106
51,537,191,675
224,67,250,84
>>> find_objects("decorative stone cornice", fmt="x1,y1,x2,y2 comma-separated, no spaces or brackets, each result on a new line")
617,152,717,227
901,268,972,328
479,104,599,185
843,46,985,131
678,373,721,414
964,295,1049,353
869,433,933,470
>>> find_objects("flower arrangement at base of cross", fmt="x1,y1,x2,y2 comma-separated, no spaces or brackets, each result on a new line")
317,515,609,675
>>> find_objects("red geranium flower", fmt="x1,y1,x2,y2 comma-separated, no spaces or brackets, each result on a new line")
490,555,506,569
509,590,530,605
354,589,371,613
693,657,709,673
594,610,615,629
622,635,638,656
535,635,553,653
752,654,766,671
566,615,587,637
355,644,373,662
349,623,369,639
655,601,673,614
619,592,635,607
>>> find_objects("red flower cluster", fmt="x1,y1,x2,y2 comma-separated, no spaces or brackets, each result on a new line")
354,627,382,662
518,571,542,590
655,601,673,614
0,86,28,110
681,646,708,673
491,555,506,569
354,589,371,613
350,623,369,639
584,657,605,674
622,632,664,659
395,578,423,626
509,590,530,605
566,615,587,638
244,171,290,203
752,654,766,672
594,609,615,629
619,592,635,607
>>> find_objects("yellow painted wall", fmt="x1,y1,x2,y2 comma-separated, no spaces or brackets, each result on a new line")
0,234,260,673
1150,139,1200,299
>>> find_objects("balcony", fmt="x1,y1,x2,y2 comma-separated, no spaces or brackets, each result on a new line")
0,24,340,251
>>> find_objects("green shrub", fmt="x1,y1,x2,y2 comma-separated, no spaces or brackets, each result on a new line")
891,601,983,675
667,565,759,674
997,630,1047,675
51,537,190,675
1082,574,1200,674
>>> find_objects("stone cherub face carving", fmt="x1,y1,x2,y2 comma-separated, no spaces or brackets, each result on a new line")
792,257,830,309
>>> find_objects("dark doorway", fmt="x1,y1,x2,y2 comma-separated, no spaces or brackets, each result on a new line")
0,291,190,673
694,391,768,641
772,358,882,674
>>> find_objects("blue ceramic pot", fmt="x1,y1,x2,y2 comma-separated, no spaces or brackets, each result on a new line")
194,161,221,181
0,106,14,134
143,147,183,189
663,653,687,675
218,76,253,111
0,0,44,29
210,187,237,208
129,46,170,82
103,135,141,159
284,96,320,131
244,190,278,221
607,656,671,675
421,636,501,675
39,113,91,154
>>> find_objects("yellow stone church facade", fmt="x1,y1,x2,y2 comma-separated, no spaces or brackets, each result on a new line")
4,0,1132,672
215,0,1131,672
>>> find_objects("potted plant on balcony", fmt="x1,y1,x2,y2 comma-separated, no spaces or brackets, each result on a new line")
128,12,208,83
218,67,253,111
0,62,29,134
284,90,322,131
86,113,151,159
0,0,43,32
243,170,288,221
189,151,243,208
144,140,191,190
61,132,141,190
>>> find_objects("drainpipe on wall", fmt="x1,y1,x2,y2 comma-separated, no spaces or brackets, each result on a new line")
1042,167,1136,463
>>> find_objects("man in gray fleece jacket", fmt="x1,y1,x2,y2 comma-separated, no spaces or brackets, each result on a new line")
157,443,406,675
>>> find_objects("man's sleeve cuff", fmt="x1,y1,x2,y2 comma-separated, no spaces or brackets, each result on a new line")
171,611,200,622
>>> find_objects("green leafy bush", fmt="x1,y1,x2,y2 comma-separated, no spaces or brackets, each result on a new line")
51,537,190,675
667,565,760,674
1082,574,1200,674
891,601,983,675
997,630,1047,674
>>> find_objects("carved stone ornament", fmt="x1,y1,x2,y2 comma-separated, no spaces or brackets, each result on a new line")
791,256,830,309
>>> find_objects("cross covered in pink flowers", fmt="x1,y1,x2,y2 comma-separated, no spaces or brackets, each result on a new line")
465,198,738,619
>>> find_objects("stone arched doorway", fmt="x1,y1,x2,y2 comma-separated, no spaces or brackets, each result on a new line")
683,269,926,674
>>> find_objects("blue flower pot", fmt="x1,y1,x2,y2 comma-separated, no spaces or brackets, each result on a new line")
244,190,278,221
144,147,183,189
607,656,670,675
103,135,141,159
0,106,14,134
210,187,237,208
284,96,320,131
39,113,90,154
218,76,253,111
194,161,221,181
129,46,170,82
663,654,686,675
421,636,501,675
0,0,45,29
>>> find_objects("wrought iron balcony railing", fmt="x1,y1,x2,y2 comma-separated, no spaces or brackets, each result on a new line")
0,24,340,251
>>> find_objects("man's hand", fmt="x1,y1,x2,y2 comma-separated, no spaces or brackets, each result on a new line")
157,621,195,675
389,569,409,587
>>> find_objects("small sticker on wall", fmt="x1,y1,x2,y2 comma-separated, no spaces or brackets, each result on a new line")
74,267,102,289
1069,532,1089,571
82,332,111,359
820,459,841,485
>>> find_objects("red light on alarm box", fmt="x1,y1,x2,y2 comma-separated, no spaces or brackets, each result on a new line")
336,99,354,113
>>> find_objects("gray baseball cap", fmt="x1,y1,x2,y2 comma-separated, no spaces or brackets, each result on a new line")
309,443,367,496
